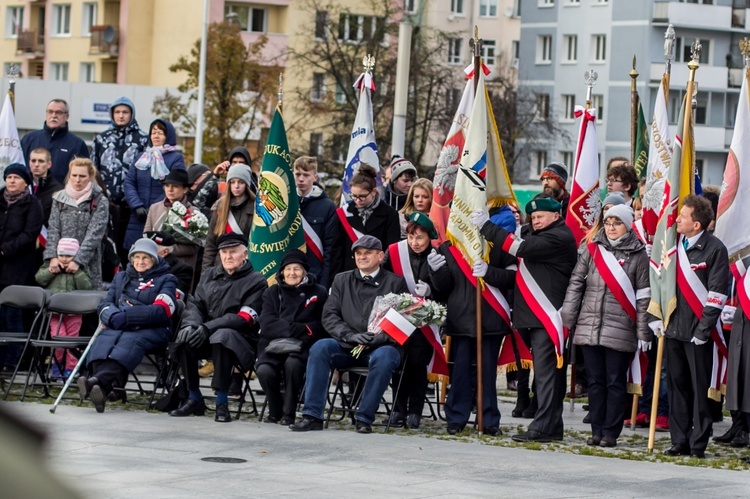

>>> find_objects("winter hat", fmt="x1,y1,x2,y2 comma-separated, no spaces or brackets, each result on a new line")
540,162,569,187
525,197,562,215
144,230,176,247
187,163,210,184
226,164,253,187
57,238,80,257
162,168,190,187
408,211,438,239
128,238,159,262
280,248,310,271
603,204,634,229
4,163,32,186
389,156,417,182
216,232,247,250
351,234,383,252
602,192,626,208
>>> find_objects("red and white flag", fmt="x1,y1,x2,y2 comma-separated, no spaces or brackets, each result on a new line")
379,308,415,346
642,76,672,242
565,106,600,245
0,92,24,189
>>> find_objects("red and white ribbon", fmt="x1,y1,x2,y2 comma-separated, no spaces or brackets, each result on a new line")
302,216,324,262
225,211,243,235
336,206,364,244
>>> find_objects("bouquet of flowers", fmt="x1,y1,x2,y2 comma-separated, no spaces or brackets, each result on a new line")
161,201,209,245
351,293,447,358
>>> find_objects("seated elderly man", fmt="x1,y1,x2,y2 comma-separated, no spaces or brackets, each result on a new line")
169,233,267,422
290,235,408,434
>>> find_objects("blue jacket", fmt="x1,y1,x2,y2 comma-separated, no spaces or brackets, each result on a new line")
123,119,185,249
299,185,337,288
21,122,90,183
90,258,178,371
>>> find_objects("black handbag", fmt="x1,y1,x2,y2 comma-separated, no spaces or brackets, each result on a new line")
265,337,304,355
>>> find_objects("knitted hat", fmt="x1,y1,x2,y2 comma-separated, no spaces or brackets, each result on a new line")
603,204,634,229
602,192,627,208
389,156,417,181
128,238,159,262
187,163,210,184
539,162,569,187
226,164,253,187
57,238,80,256
525,197,562,215
162,168,190,187
408,211,438,239
143,230,176,247
4,163,32,186
216,232,247,249
351,234,383,251
280,248,309,271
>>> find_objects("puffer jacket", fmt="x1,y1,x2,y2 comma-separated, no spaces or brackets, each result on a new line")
561,229,652,352
202,194,254,271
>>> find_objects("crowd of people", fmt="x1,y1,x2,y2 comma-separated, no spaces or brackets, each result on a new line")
2,98,749,461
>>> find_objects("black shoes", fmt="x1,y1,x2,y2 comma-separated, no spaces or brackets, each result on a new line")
586,435,601,446
446,423,464,435
690,450,706,459
512,394,530,418
290,416,324,432
89,384,106,413
406,413,421,429
521,397,537,419
388,411,406,428
713,426,739,444
169,398,207,417
483,426,502,436
599,436,617,448
280,415,295,426
511,430,559,443
265,415,280,424
582,412,591,424
664,444,691,456
356,420,373,434
215,403,232,422
730,431,749,448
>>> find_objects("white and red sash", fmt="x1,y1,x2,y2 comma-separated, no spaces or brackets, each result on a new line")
302,216,324,262
733,260,750,320
626,346,649,396
389,241,449,375
676,237,729,400
588,242,639,323
633,219,646,244
336,206,364,244
225,211,243,234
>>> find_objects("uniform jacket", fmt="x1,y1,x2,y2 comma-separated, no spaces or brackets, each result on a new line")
561,229,652,352
300,185,337,287
0,191,43,289
21,122,90,183
202,195,254,271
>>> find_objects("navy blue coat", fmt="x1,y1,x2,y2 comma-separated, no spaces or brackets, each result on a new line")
21,122,90,183
299,185,337,288
122,119,185,249
90,258,178,371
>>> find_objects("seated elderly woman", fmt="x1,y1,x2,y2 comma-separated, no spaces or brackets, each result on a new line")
78,238,178,413
256,249,328,425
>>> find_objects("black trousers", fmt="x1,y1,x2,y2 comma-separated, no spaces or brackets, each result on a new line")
525,327,567,439
393,361,428,416
89,359,128,392
256,356,305,419
581,345,630,439
665,337,713,452
176,341,237,393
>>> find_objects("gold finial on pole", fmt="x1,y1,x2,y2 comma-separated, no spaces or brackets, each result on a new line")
630,56,639,167
363,54,375,74
584,69,598,109
740,37,750,68
663,24,675,104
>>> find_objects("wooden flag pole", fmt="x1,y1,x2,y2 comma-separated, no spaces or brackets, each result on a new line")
629,57,640,428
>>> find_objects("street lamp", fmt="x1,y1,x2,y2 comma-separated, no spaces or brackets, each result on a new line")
194,0,209,165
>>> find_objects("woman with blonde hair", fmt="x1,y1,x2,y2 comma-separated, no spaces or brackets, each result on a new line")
398,178,433,239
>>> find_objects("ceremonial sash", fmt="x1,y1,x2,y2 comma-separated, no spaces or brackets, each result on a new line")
389,241,449,375
336,206,364,244
225,211,242,234
633,219,646,244
587,242,639,323
302,216,324,262
516,258,567,368
626,347,649,396
734,260,750,320
676,237,729,400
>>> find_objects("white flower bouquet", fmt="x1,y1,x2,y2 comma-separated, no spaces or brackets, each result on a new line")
161,201,209,245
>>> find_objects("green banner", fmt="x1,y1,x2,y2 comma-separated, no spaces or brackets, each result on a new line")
249,108,304,284
633,93,649,181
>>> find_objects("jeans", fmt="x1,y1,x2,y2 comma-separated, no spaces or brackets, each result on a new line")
302,338,401,425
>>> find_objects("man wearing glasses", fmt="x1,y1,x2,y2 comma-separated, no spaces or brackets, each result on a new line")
605,163,639,207
21,99,90,183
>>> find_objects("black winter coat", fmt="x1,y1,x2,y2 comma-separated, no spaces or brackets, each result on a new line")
480,217,577,330
0,191,43,289
257,273,328,366
21,123,90,183
33,174,63,224
300,185,337,288
164,254,194,296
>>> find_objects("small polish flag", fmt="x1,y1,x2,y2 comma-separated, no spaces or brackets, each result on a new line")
379,308,415,346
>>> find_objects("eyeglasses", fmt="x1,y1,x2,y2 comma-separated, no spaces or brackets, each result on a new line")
351,192,372,201
603,221,625,229
606,178,623,184
46,110,68,116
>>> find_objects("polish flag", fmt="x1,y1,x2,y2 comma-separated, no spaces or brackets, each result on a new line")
379,308,415,345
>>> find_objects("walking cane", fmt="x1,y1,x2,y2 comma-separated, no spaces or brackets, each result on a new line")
50,323,104,414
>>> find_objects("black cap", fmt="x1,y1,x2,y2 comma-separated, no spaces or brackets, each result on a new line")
351,235,383,251
144,230,176,246
162,168,190,187
217,232,247,249
4,163,32,186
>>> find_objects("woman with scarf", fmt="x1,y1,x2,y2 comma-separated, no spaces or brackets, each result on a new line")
123,119,185,252
202,164,255,271
45,158,109,290
330,164,400,276
561,205,651,447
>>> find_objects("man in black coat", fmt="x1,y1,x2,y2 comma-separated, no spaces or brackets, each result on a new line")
169,233,267,423
21,99,89,183
290,235,409,434
474,196,578,442
661,195,728,459
29,147,63,224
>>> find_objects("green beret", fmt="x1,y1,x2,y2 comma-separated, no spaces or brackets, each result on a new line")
408,211,438,239
525,197,562,215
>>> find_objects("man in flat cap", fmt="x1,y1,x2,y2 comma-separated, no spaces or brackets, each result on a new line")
169,232,267,423
471,195,577,442
540,162,570,216
290,234,409,434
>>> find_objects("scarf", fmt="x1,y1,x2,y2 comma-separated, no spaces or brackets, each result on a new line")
3,188,28,206
357,191,380,225
65,181,93,206
607,233,627,247
135,145,177,180
231,194,248,207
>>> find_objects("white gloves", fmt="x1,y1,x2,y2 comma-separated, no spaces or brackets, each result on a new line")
414,280,431,297
472,260,488,278
691,336,708,346
638,339,652,352
721,305,737,325
469,209,490,229
645,243,653,258
648,320,664,338
427,249,446,271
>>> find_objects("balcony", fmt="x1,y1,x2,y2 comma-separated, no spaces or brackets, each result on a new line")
16,29,44,57
653,1,732,30
650,63,728,91
89,25,119,57
729,68,744,88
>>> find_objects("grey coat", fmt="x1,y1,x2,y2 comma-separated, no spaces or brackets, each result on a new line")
43,184,109,289
561,229,652,353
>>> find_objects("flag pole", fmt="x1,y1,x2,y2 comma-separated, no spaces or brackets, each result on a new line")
663,24,675,110
278,72,283,113
647,40,701,454
469,25,484,435
6,64,17,110
630,56,638,166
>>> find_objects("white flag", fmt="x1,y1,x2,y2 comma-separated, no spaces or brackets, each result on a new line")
0,92,23,189
565,106,600,245
642,77,672,241
341,73,379,205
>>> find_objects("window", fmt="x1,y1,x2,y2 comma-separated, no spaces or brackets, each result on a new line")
332,134,348,163
405,0,418,14
591,95,604,120
562,151,574,168
309,133,323,157
592,34,606,62
446,87,461,116
567,0,580,4
540,0,555,6
51,62,69,81
225,4,266,33
511,40,520,65
338,14,385,43
669,92,682,125
479,0,498,17
311,73,325,101
676,37,710,64
82,2,97,36
596,0,608,3
5,6,23,37
563,35,577,63
537,35,552,64
448,38,462,65
80,62,94,82
451,0,465,15
482,40,496,66
335,83,347,104
536,93,550,120
562,94,576,120
695,158,705,180
52,4,71,36
534,150,548,177
315,10,329,39
694,91,708,125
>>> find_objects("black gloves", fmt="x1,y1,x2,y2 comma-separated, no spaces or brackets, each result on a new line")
290,323,308,338
348,331,374,345
109,312,128,330
176,325,209,348
134,207,148,221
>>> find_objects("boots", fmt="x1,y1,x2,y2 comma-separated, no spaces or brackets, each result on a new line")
512,391,530,418
521,395,538,419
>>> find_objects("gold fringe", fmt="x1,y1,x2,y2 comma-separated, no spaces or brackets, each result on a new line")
556,354,564,369
501,359,534,372
708,387,722,402
427,373,440,383
626,383,643,396
486,196,517,210
721,383,727,395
